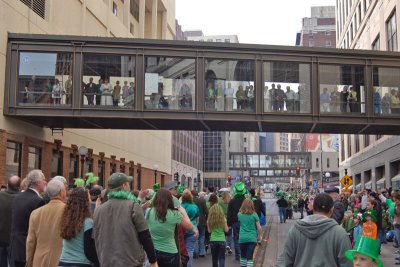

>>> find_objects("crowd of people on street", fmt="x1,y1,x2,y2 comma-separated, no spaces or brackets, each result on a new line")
0,170,269,267
276,184,400,266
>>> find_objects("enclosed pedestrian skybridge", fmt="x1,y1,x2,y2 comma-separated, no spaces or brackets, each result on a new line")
5,33,400,134
229,152,312,184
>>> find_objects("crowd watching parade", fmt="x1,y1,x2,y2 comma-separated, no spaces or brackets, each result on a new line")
0,170,399,266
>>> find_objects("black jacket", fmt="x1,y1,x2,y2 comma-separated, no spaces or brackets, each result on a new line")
0,188,20,246
194,197,208,227
276,198,288,208
227,195,245,226
9,189,44,263
252,197,266,218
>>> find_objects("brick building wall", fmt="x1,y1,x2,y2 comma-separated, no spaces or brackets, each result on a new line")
0,130,171,189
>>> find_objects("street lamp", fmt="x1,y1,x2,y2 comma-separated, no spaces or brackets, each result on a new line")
78,146,88,179
153,164,159,184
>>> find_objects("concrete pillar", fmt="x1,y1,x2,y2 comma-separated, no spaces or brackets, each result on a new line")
81,0,87,35
161,11,167,39
371,168,376,191
151,0,158,39
361,171,365,190
139,0,145,38
123,0,130,30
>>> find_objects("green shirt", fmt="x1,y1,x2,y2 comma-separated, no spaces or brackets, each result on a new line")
210,227,225,242
238,212,259,243
210,218,226,242
147,208,183,253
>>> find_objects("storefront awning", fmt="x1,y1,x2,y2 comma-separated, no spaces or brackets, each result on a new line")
391,174,400,182
376,178,386,184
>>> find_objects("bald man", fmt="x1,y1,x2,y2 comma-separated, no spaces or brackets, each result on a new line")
0,175,21,266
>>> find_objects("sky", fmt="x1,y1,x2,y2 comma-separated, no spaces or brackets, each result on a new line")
176,0,336,46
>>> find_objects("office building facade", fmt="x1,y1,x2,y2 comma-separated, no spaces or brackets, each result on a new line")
337,0,400,191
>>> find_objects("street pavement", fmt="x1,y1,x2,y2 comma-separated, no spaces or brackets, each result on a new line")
194,195,398,266
193,197,277,267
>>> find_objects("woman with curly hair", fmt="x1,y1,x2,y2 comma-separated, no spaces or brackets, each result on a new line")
207,204,229,267
59,187,99,267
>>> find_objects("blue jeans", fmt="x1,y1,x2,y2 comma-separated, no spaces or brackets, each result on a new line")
239,242,257,267
210,241,226,267
226,227,233,248
394,226,400,258
279,207,286,223
378,228,387,244
0,245,9,267
232,222,241,260
194,225,206,257
184,234,198,267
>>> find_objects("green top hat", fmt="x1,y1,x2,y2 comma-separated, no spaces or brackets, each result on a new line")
345,236,382,267
233,182,247,196
276,191,286,198
362,209,377,223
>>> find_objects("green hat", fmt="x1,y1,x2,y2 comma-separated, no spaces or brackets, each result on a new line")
233,182,247,196
108,172,133,189
85,172,99,186
74,178,85,187
345,236,382,267
362,209,377,223
177,186,185,195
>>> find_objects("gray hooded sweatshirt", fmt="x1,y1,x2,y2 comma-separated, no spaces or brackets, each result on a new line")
276,214,352,267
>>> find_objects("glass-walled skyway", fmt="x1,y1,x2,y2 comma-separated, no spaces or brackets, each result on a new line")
5,33,400,134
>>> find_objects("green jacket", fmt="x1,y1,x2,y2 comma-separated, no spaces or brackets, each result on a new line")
277,215,352,267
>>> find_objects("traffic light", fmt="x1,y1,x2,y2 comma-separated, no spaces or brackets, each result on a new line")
296,166,300,175
227,175,232,183
174,172,179,181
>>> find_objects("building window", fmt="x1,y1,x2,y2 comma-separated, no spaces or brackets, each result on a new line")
364,135,370,147
28,146,41,174
225,39,231,43
327,158,330,168
316,158,319,168
341,134,345,161
69,154,78,184
130,23,134,35
347,135,352,157
372,35,380,50
120,164,126,174
98,160,105,186
20,0,46,19
244,137,247,143
51,150,63,178
325,40,332,47
386,11,397,51
130,0,139,21
110,163,116,175
325,31,331,35
84,158,93,174
6,141,22,178
112,2,118,16
355,135,360,153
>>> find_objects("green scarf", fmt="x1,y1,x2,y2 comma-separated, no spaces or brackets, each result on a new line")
108,190,137,201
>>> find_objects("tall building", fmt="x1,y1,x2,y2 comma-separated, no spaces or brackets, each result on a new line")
336,0,400,191
295,5,339,188
0,0,176,189
296,6,336,47
184,30,239,43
